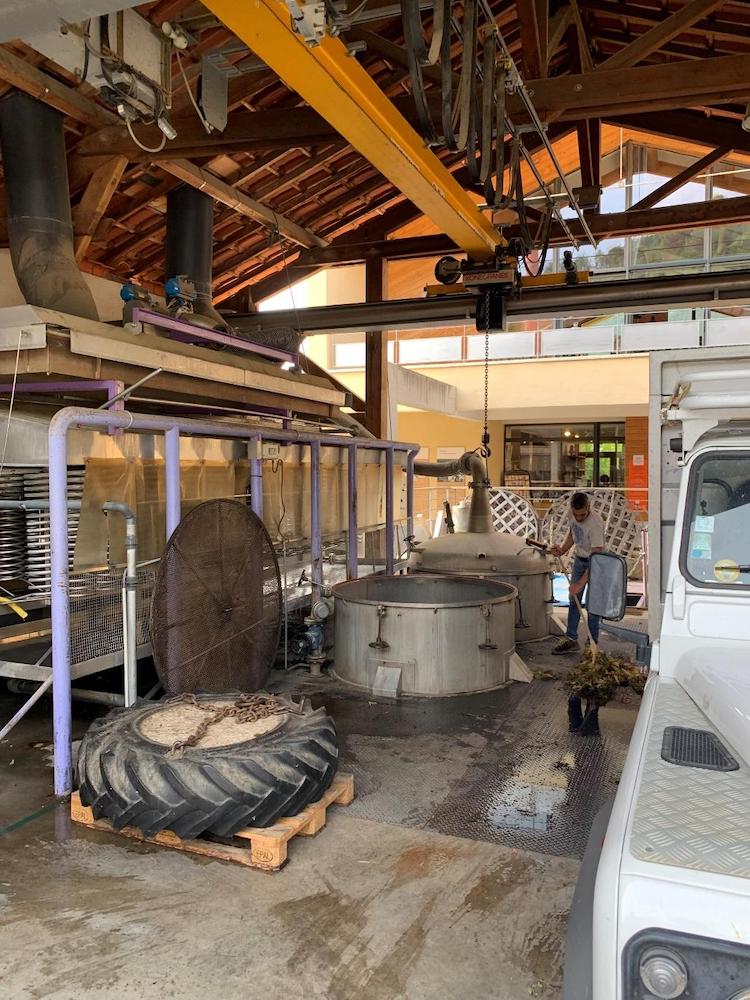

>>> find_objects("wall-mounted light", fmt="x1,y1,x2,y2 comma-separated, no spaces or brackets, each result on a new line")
563,429,572,437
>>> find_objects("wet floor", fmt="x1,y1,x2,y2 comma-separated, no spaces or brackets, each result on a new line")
1,630,640,999
273,635,637,860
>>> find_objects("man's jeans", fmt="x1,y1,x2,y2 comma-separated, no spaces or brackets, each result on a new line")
566,555,600,643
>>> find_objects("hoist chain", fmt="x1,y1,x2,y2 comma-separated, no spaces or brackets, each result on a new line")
482,287,491,460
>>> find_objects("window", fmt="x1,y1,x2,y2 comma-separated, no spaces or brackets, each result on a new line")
504,423,625,488
681,452,750,590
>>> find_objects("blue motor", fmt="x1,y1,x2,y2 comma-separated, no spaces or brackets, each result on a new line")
164,274,197,307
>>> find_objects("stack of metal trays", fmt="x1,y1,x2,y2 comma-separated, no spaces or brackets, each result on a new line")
23,466,86,598
0,470,26,583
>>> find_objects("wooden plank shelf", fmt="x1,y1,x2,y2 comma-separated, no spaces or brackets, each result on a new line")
71,772,355,872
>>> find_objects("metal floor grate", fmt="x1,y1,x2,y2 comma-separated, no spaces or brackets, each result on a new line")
661,726,739,772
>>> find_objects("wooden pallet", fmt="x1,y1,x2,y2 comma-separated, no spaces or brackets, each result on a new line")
70,772,355,871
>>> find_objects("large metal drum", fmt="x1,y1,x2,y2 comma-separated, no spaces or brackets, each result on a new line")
408,532,554,641
332,574,517,697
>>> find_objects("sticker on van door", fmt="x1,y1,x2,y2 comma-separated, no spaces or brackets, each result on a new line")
691,532,712,560
714,559,741,583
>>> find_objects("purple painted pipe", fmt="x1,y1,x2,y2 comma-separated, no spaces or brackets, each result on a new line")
310,440,322,601
385,447,394,574
48,406,418,796
250,434,263,520
347,444,358,581
164,426,181,542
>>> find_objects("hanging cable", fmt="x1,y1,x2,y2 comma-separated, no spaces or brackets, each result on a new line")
271,458,288,541
125,118,166,153
175,48,213,135
481,288,490,460
0,328,22,480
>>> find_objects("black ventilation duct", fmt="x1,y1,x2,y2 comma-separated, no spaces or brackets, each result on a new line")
0,90,99,321
165,184,227,330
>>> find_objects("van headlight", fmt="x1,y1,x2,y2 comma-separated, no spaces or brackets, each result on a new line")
639,947,688,998
624,930,750,999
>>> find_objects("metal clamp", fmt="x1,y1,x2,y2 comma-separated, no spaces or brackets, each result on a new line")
284,0,328,45
369,604,390,650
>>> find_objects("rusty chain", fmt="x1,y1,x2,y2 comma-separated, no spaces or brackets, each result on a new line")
164,692,302,758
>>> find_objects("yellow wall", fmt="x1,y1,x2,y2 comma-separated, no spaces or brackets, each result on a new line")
313,352,649,425
397,412,505,483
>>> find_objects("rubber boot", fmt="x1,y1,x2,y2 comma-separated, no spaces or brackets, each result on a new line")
578,703,601,737
568,695,583,733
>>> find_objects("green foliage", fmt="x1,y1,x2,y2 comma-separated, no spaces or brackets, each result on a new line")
565,648,647,706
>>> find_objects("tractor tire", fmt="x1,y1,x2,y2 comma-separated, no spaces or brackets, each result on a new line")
76,695,338,840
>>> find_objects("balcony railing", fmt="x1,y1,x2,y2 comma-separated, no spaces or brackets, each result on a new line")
331,316,749,369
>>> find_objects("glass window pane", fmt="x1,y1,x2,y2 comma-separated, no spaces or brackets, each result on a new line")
398,336,462,364
682,453,750,588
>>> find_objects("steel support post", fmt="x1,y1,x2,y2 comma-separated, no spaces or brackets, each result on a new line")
407,448,417,538
347,444,358,580
250,434,264,520
385,447,394,574
310,440,322,600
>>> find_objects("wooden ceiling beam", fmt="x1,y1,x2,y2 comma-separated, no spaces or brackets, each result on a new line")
159,159,328,249
76,108,340,159
290,194,750,264
605,109,750,156
597,0,728,70
548,5,574,61
629,146,732,211
73,155,129,261
577,119,601,190
579,0,750,45
0,44,116,128
516,0,547,79
569,0,594,72
593,28,746,62
510,53,750,121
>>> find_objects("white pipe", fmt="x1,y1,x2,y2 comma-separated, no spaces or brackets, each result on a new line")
0,660,52,741
687,368,750,383
101,502,138,707
680,393,750,409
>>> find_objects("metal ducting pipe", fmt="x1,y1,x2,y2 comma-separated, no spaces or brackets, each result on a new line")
0,90,99,321
166,184,229,331
414,450,494,533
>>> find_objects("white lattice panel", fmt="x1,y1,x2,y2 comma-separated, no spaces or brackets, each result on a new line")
541,490,641,571
487,488,540,538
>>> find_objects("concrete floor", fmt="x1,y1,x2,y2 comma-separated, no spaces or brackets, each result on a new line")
0,632,639,1000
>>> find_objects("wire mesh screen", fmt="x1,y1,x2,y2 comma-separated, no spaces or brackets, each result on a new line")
69,565,155,667
0,470,25,582
150,499,282,695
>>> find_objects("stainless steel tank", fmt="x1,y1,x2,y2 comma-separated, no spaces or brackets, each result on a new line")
332,574,517,697
408,532,554,641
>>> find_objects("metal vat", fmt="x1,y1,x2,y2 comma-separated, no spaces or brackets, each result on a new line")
332,574,517,697
408,532,554,641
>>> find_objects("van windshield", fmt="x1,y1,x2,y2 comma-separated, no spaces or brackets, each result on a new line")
682,452,750,588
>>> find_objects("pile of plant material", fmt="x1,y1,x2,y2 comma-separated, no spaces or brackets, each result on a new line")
565,648,647,736
566,648,647,703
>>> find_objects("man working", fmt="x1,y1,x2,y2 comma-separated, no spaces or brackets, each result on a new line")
550,492,605,654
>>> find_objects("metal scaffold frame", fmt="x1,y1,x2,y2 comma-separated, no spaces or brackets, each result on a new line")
47,406,419,796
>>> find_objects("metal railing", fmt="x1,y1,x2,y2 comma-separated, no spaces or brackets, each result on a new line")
332,316,750,369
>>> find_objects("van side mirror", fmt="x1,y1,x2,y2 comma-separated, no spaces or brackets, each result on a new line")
587,552,627,621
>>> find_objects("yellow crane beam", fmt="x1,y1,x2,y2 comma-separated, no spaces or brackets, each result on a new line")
202,0,502,259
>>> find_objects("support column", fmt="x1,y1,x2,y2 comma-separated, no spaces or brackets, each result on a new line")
365,254,389,439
